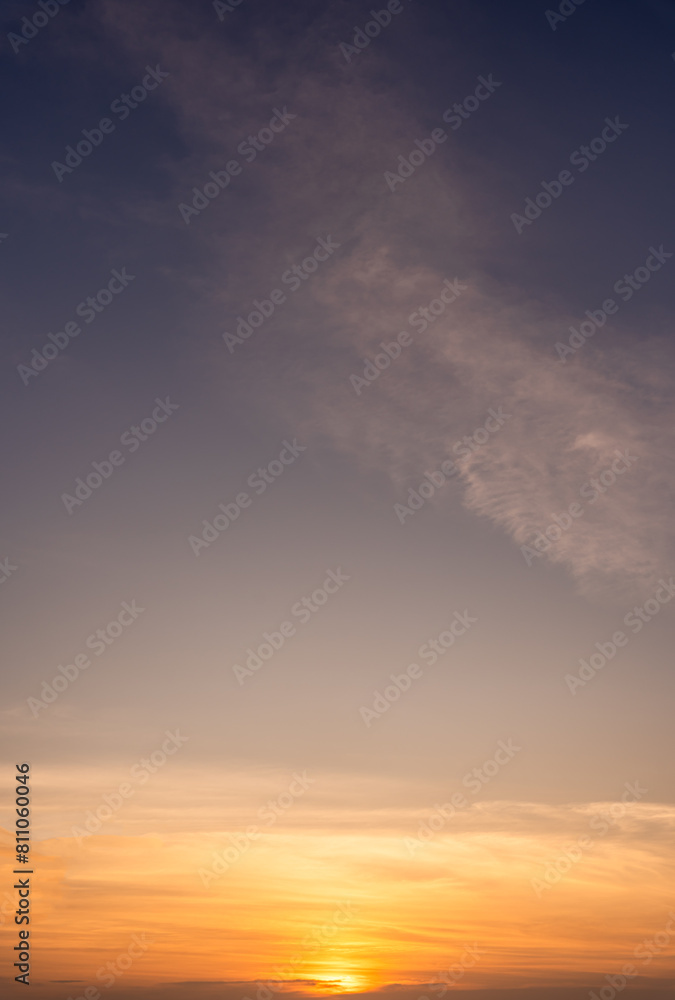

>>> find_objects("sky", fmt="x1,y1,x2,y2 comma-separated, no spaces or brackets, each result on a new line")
1,0,675,996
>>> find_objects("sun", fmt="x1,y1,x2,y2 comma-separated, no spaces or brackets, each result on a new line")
335,974,368,992
310,972,371,994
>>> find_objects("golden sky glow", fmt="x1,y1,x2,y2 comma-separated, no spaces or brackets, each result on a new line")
2,768,675,996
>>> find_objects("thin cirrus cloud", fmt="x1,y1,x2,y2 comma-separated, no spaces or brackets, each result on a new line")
82,0,675,607
284,245,675,605
1,783,674,995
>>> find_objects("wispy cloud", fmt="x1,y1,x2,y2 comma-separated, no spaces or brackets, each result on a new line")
78,0,675,606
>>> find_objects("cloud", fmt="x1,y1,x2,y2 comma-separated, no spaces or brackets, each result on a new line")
80,0,675,607
3,790,675,991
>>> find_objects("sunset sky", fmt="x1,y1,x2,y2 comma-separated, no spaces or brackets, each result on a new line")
1,0,675,997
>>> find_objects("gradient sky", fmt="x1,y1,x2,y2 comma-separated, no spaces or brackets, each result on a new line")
1,0,675,997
